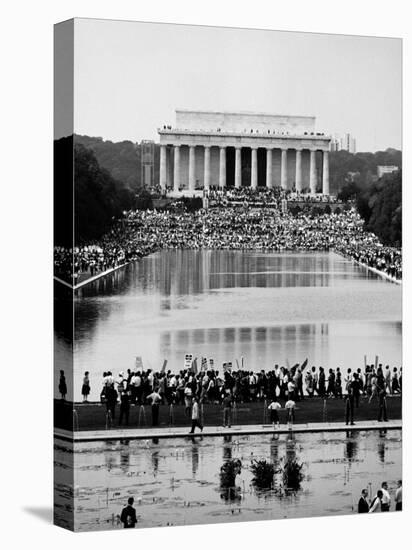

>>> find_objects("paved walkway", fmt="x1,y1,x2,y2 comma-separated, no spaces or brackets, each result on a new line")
54,419,401,442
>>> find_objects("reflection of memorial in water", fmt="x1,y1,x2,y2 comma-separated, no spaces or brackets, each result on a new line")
223,435,233,462
160,323,329,369
104,441,116,472
191,438,199,476
378,430,387,464
151,438,160,476
71,249,401,401
344,430,359,463
120,440,130,474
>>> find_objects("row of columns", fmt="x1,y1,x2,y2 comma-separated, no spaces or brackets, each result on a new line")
160,145,330,195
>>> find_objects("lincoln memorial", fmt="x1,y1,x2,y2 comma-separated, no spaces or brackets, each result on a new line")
158,110,331,195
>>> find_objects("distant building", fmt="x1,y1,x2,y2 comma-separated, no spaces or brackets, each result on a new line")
140,140,155,188
330,133,356,154
158,109,331,195
377,165,399,178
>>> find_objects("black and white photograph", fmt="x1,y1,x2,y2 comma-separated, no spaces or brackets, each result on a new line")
52,17,402,532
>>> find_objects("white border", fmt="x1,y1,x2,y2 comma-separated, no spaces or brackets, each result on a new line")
1,0,410,548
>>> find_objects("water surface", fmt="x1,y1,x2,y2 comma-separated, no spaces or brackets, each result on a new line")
54,429,402,531
54,250,401,400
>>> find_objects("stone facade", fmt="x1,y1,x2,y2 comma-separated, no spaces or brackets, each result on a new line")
158,110,331,195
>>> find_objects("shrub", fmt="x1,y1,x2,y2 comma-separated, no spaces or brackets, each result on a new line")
283,459,304,490
250,459,278,489
220,459,242,488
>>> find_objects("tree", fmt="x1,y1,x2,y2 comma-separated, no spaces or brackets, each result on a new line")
74,144,135,244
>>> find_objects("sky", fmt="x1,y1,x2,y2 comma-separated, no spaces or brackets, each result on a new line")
72,18,402,152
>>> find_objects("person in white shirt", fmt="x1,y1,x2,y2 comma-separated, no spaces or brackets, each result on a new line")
380,481,391,511
369,490,383,513
395,480,402,511
285,399,296,426
287,380,295,400
268,399,281,426
384,366,392,394
189,397,203,434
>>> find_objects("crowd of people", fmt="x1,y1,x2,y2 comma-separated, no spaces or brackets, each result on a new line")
54,205,402,283
65,361,401,428
54,224,158,283
205,187,343,208
358,480,402,513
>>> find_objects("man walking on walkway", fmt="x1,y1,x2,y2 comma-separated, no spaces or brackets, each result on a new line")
190,397,203,434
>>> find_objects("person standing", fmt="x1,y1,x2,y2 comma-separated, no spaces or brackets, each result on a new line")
369,490,383,513
305,369,314,398
380,481,391,511
120,497,137,528
119,390,130,426
384,366,392,395
378,386,388,422
105,383,118,421
351,373,361,408
81,371,90,403
268,398,281,427
184,384,193,417
318,367,326,398
146,389,162,427
222,391,233,428
190,397,203,434
285,398,296,426
395,480,402,511
358,489,370,513
345,381,355,426
59,370,67,400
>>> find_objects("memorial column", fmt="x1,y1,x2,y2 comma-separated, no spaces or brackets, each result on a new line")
204,146,211,190
251,147,258,189
189,145,196,191
266,148,273,188
219,146,226,189
281,148,288,190
173,145,180,192
322,150,330,195
160,145,167,191
295,149,302,193
235,147,242,189
310,149,317,194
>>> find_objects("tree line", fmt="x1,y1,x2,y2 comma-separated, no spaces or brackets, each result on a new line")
338,169,402,247
75,134,160,191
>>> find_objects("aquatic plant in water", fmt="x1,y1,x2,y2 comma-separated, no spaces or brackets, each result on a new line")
220,459,242,501
283,459,304,490
250,459,278,489
220,459,242,487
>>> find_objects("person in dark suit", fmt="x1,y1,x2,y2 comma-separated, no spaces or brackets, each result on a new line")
119,391,130,426
358,489,370,513
351,373,362,407
120,497,137,528
345,381,355,425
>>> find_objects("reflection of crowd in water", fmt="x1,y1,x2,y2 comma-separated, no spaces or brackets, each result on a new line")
54,206,402,282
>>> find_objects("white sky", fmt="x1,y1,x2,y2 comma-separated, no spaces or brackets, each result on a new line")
73,18,402,152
